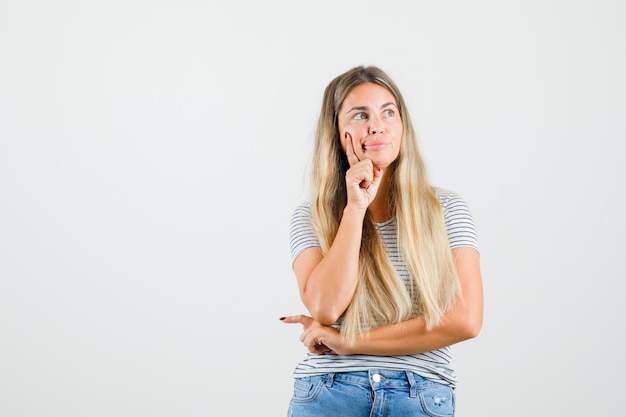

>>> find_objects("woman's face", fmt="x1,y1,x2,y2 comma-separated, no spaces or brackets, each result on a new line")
337,82,403,169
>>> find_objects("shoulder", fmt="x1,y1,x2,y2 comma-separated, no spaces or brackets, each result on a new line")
293,201,311,212
290,201,312,220
433,187,473,215
433,187,464,207
290,201,313,231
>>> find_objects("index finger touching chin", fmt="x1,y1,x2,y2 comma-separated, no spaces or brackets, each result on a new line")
345,132,360,166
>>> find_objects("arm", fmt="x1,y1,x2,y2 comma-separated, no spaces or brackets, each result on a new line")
293,206,366,325
284,246,483,355
294,134,383,325
349,247,483,355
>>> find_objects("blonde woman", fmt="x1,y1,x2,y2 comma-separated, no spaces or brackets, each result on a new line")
281,65,483,417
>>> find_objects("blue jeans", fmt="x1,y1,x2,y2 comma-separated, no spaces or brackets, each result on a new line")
288,370,455,417
287,370,455,417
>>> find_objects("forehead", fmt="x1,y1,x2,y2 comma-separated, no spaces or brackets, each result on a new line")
341,82,397,109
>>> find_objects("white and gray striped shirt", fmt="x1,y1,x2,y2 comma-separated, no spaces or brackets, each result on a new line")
288,187,479,388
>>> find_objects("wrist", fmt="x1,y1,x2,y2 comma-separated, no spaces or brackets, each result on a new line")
342,205,367,221
344,333,364,355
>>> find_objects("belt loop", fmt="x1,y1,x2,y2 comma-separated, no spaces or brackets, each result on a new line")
405,371,418,398
324,373,335,388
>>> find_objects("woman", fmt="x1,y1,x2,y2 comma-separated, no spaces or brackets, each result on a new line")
281,65,483,417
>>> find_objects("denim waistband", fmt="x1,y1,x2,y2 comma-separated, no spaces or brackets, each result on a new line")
318,370,441,398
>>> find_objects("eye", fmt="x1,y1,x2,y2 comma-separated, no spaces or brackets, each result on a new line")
353,112,368,120
383,109,395,117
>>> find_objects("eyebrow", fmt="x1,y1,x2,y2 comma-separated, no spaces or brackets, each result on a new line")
344,102,397,114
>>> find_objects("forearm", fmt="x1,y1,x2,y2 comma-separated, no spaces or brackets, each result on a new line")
350,309,479,356
349,248,483,356
300,207,366,324
283,303,480,357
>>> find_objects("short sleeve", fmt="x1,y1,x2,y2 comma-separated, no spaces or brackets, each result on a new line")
435,188,479,251
289,202,321,262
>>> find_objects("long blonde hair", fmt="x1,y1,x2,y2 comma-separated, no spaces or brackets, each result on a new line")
310,66,460,340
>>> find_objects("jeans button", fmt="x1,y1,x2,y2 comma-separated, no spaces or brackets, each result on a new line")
372,374,381,382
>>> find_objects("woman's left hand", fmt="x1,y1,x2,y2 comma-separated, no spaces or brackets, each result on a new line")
280,315,350,355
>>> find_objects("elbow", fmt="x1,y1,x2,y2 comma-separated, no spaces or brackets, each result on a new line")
301,291,345,326
462,320,481,340
311,310,341,327
459,312,483,340
315,316,339,327
308,304,342,326
446,305,482,341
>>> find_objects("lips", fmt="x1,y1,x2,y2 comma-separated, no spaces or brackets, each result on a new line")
363,141,387,151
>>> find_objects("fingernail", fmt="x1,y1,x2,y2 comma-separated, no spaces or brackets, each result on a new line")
279,317,286,321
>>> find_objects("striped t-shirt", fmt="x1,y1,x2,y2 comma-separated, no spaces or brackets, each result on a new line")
288,187,479,388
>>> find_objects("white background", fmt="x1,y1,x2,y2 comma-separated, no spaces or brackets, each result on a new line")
1,1,624,416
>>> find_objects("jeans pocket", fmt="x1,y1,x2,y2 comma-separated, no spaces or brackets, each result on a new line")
291,376,326,403
418,384,455,417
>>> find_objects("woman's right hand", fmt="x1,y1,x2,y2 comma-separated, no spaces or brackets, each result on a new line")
344,132,383,210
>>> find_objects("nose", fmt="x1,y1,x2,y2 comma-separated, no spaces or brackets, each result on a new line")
369,117,384,135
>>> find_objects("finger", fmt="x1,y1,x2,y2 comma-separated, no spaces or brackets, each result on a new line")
345,132,360,167
302,333,322,350
304,332,332,354
369,166,383,187
299,326,315,344
357,161,375,189
310,343,331,355
280,315,313,326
